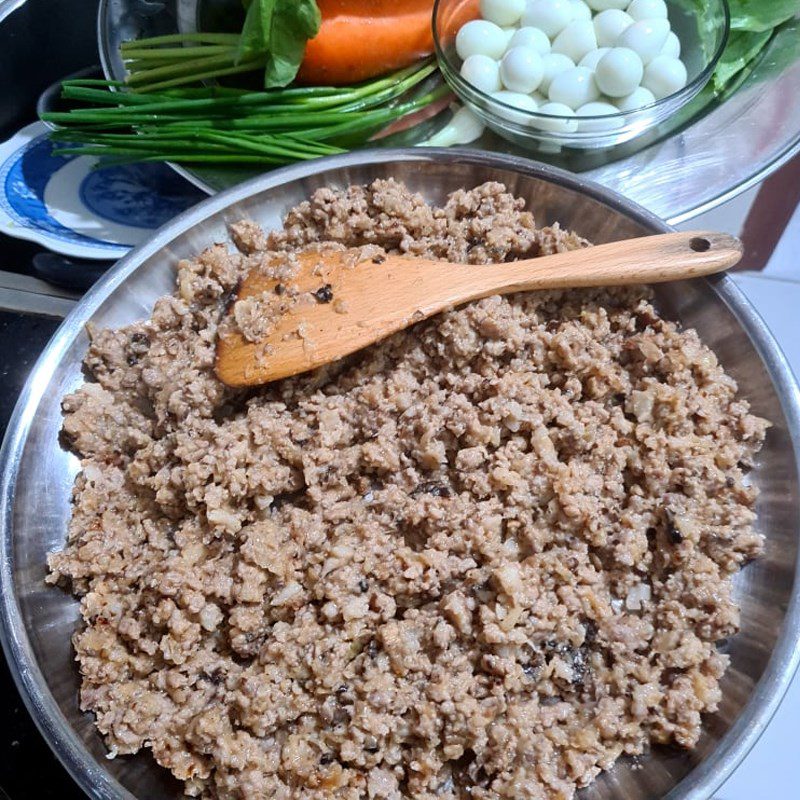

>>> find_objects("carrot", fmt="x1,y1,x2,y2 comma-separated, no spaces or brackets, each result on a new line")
297,0,478,86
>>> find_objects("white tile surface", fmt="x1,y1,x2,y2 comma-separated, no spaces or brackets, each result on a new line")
759,202,800,281
715,272,800,799
731,274,800,376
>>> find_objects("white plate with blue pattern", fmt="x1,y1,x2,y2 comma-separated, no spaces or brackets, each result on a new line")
0,122,205,260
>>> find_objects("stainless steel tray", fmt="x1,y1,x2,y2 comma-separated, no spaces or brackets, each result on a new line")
1,148,800,800
97,0,800,224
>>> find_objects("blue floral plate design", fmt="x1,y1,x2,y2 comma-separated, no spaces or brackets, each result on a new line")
0,122,205,260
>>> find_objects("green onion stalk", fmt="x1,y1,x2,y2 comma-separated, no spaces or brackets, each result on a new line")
42,60,450,167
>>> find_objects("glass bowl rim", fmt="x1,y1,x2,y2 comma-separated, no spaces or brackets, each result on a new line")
432,0,731,121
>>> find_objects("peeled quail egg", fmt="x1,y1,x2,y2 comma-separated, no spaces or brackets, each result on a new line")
661,31,681,58
480,0,526,26
509,26,552,55
521,0,574,38
585,0,628,9
579,47,611,70
552,20,598,63
500,46,545,92
576,101,622,130
617,18,670,65
613,85,656,111
536,101,579,132
456,20,508,60
492,89,539,124
540,52,576,92
626,0,668,21
594,47,644,96
593,9,633,47
548,65,600,108
568,0,593,22
461,54,503,93
642,54,688,98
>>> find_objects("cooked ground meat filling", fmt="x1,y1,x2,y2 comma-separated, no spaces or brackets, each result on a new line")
48,180,768,800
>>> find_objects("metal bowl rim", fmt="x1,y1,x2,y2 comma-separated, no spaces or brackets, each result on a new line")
1,147,799,800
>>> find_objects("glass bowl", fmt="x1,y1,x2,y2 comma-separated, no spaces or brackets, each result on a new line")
433,0,730,150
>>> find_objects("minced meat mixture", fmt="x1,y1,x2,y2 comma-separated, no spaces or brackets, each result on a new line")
48,180,768,800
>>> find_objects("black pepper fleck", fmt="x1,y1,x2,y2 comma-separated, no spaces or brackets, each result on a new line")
664,509,683,544
411,481,452,498
207,669,224,686
570,647,588,686
319,753,335,765
372,254,386,264
313,284,334,303
358,578,369,593
127,332,151,365
274,283,286,295
667,520,683,544
522,664,541,681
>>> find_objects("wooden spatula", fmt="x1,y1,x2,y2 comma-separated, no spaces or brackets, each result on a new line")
216,230,741,388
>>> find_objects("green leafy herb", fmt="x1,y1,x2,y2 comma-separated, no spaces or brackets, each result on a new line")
236,0,272,64
677,0,800,92
263,0,321,87
728,0,800,33
711,1,800,91
713,29,772,90
236,0,321,87
759,19,800,76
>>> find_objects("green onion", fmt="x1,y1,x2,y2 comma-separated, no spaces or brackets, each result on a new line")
42,60,449,167
119,32,241,47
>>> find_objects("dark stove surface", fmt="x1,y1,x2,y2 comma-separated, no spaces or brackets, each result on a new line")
0,311,85,799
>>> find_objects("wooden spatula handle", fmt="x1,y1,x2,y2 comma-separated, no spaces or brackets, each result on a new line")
456,231,742,300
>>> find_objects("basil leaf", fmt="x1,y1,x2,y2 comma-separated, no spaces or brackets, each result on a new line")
758,18,800,77
235,0,321,87
236,0,275,64
713,17,800,93
713,29,772,90
263,0,321,88
728,0,800,33
673,0,799,93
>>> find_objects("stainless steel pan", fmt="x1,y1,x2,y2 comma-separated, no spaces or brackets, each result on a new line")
2,149,799,800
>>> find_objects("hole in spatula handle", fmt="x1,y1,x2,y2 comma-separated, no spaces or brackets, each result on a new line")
690,237,711,253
